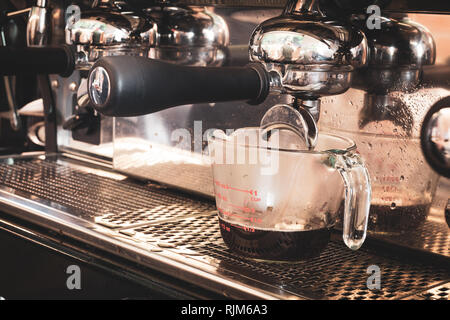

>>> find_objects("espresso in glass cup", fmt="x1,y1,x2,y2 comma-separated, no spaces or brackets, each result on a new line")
208,128,371,261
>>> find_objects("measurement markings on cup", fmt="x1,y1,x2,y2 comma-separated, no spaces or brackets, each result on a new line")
218,207,262,224
228,203,255,213
218,207,249,220
214,180,258,196
220,221,256,233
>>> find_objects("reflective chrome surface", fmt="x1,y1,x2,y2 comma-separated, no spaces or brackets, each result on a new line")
426,108,450,163
1,28,21,131
66,5,230,68
364,17,435,67
26,0,48,46
146,6,229,66
352,16,436,94
320,89,443,235
250,0,367,98
320,14,440,234
422,102,450,178
250,19,366,68
53,72,114,161
260,103,318,148
89,67,111,106
66,10,155,67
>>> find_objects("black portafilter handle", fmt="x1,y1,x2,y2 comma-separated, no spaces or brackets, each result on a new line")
0,45,74,77
87,56,270,117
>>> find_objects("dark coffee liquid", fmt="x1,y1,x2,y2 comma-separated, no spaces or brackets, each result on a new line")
218,217,331,261
368,204,429,233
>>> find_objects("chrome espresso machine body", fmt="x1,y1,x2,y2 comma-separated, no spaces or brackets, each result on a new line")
0,0,448,299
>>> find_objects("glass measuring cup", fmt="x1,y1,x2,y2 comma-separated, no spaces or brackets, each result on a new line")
208,128,371,261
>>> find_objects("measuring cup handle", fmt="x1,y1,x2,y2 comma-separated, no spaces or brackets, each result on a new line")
336,153,372,250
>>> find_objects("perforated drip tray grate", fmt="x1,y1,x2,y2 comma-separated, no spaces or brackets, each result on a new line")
408,283,450,300
121,214,450,300
0,155,448,300
370,220,450,257
0,156,216,227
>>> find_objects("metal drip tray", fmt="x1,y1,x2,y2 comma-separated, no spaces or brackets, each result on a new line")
122,215,449,300
0,154,448,300
371,220,449,257
0,156,215,226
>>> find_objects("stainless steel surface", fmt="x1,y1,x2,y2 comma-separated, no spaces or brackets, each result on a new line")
89,67,111,107
27,121,46,147
315,13,444,236
0,155,447,299
410,283,450,300
422,105,450,177
53,72,114,161
66,9,154,68
66,5,229,68
249,0,367,98
260,103,318,148
320,89,443,234
365,17,435,67
146,6,229,66
1,26,21,131
352,17,435,94
1,73,21,132
426,108,450,162
26,0,47,47
60,6,276,163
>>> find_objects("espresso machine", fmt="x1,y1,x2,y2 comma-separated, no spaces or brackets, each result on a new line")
0,0,448,300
